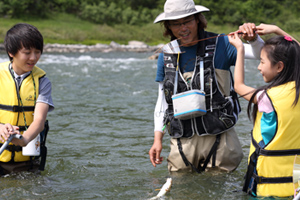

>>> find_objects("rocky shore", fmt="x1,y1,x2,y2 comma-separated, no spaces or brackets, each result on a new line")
0,40,163,59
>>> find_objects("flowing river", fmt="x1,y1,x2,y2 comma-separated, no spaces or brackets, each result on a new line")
0,51,292,200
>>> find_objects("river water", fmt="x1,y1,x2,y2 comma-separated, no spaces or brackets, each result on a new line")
0,52,292,200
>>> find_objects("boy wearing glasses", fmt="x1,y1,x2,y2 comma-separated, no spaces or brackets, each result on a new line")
149,0,264,172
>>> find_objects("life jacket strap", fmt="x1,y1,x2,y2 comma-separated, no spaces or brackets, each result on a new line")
253,173,292,184
243,131,300,195
0,104,35,112
259,148,300,156
0,144,22,152
0,143,22,162
0,120,49,171
242,146,260,194
243,131,260,194
252,136,300,156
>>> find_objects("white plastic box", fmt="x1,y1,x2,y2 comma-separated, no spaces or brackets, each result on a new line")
172,89,206,120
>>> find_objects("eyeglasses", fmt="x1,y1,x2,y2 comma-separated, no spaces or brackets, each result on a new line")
169,18,195,30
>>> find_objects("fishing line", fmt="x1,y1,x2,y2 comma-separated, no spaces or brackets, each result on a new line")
155,32,245,54
237,89,257,99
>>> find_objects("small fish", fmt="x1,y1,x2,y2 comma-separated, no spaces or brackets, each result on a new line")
149,178,172,200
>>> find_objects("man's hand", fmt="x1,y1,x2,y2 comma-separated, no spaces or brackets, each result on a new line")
149,131,164,167
239,23,257,42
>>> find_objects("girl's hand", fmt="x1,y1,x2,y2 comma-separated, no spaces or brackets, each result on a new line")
228,32,243,50
255,23,279,35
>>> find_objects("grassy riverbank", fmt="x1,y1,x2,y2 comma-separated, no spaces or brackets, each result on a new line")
0,13,168,45
0,13,299,46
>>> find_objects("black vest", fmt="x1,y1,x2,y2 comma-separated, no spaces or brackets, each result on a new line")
163,31,240,138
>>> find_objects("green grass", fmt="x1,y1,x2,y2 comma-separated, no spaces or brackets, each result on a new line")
0,13,168,45
0,13,299,45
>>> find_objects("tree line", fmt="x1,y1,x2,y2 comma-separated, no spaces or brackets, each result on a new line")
0,0,299,31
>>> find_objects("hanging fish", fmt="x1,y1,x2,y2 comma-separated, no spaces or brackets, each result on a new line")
149,178,172,200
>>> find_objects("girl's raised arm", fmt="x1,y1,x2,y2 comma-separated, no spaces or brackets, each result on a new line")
256,23,300,45
228,32,256,102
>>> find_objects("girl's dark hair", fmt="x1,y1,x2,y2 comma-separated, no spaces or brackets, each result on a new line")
247,36,300,122
4,23,44,61
162,13,207,41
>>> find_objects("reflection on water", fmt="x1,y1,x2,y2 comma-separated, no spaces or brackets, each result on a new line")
0,52,291,200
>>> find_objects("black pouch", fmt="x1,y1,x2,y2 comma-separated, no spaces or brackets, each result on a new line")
38,120,49,171
164,107,184,138
196,100,236,135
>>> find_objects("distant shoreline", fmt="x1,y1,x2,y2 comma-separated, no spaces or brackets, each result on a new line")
0,41,163,54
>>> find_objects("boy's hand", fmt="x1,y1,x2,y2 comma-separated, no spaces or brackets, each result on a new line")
0,123,19,142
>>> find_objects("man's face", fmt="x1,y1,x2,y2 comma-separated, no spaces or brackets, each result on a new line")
168,15,199,46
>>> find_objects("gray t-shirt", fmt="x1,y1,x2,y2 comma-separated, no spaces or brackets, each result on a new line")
36,76,54,112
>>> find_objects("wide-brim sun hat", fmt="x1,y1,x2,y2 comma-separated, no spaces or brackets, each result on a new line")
154,0,210,23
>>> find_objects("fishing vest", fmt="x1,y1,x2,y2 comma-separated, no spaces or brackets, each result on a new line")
163,31,240,138
0,61,45,162
243,82,300,197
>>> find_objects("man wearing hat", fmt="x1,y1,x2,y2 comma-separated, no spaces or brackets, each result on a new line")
149,0,264,172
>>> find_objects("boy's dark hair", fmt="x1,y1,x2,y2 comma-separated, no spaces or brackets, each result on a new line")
248,36,300,122
4,23,44,61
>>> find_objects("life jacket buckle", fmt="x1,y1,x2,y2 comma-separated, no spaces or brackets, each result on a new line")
257,176,262,184
12,105,21,112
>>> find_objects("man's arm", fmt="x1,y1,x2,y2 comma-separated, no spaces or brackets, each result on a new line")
243,35,264,59
239,22,264,60
150,82,167,167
